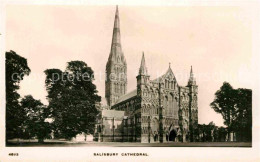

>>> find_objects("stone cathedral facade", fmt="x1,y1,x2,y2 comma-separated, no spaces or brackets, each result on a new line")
94,7,198,143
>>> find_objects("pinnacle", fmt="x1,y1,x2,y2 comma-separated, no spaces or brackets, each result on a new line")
139,52,148,75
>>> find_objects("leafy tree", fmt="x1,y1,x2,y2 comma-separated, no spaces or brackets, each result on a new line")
232,88,252,141
198,121,216,142
44,61,101,139
6,51,31,141
21,95,51,143
210,82,236,140
211,82,252,142
216,127,228,142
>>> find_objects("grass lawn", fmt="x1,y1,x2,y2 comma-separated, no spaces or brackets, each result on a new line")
6,139,252,147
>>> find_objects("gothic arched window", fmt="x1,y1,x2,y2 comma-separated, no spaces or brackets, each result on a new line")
147,105,150,114
143,105,146,113
173,98,178,118
169,94,174,116
164,96,168,115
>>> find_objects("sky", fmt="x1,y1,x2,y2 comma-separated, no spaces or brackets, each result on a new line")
6,5,255,126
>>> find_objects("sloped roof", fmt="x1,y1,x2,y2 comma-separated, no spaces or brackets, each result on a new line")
115,89,137,104
152,66,177,84
101,109,125,119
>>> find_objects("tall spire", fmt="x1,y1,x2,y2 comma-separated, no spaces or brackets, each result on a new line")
107,6,126,64
105,6,127,107
112,5,120,45
188,66,196,85
139,52,148,75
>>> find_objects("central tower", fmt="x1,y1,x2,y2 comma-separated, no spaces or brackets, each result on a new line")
105,6,127,107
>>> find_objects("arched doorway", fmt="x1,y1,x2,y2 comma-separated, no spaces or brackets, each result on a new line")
169,129,177,141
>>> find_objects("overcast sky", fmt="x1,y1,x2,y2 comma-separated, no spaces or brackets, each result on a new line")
6,5,255,126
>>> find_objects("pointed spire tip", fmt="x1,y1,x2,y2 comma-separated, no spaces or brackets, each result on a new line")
139,52,148,75
188,65,196,85
109,4,123,61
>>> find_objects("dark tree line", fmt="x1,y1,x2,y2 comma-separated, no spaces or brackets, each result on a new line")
6,51,100,143
196,122,227,142
210,82,252,142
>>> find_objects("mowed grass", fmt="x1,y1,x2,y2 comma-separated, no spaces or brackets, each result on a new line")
7,139,252,147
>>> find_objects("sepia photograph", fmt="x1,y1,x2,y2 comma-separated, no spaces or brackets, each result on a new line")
0,0,260,161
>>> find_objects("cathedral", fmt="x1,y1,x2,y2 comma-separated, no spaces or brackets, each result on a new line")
94,7,198,143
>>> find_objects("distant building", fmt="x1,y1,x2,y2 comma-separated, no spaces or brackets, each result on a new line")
94,6,198,143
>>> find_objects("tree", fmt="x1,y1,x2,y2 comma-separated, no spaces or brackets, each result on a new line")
20,95,51,143
44,61,101,139
6,50,31,141
216,127,228,142
210,82,236,141
197,121,216,142
233,88,252,141
210,82,252,142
